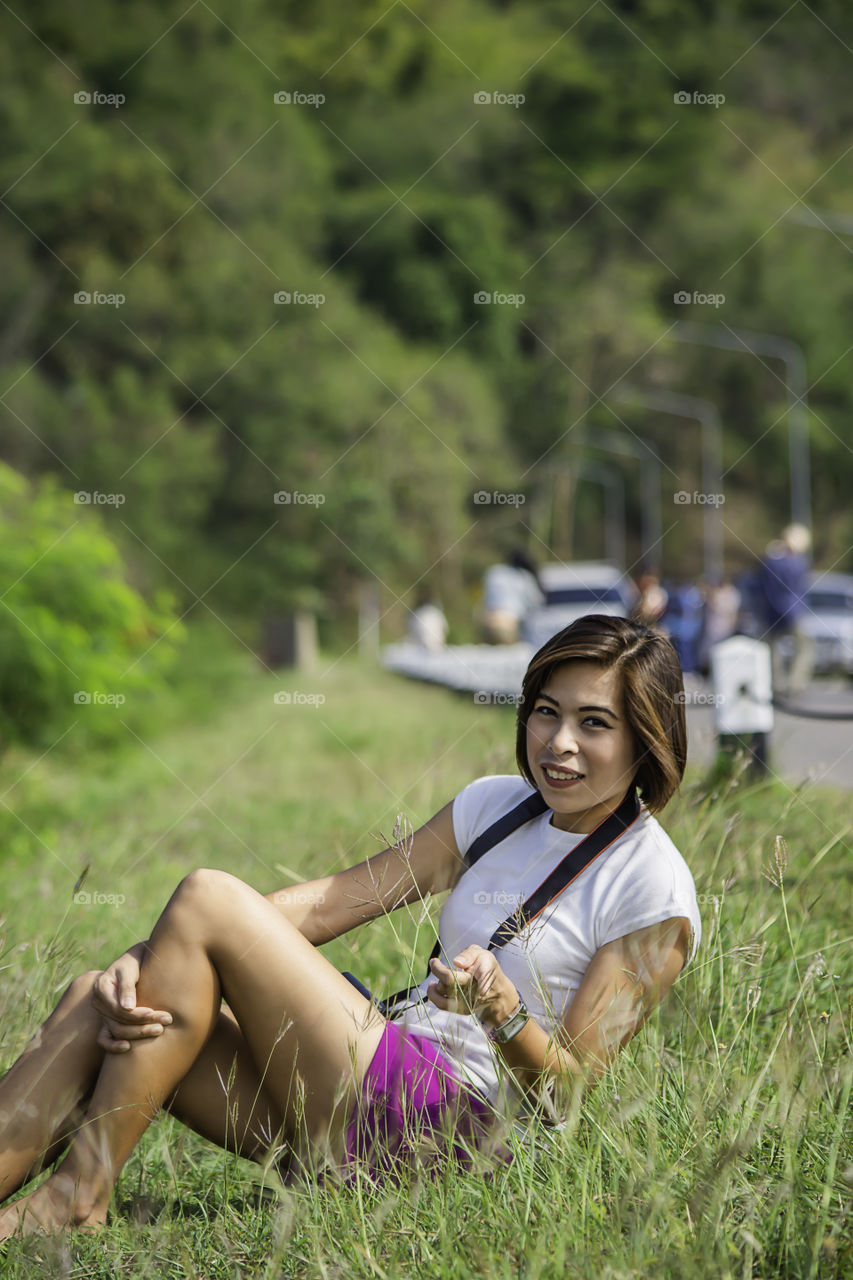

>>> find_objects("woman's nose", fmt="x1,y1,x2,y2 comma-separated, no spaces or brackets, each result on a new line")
550,719,579,755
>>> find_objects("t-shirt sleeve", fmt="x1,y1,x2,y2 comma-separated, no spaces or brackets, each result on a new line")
451,775,532,862
594,830,702,967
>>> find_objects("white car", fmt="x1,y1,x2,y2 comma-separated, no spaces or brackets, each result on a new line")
521,562,638,652
794,571,853,676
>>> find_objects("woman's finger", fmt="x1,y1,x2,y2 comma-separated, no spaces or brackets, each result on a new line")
94,1002,171,1025
97,1025,130,1054
91,971,114,1011
116,964,138,1011
103,1016,168,1040
93,992,172,1025
426,986,470,1015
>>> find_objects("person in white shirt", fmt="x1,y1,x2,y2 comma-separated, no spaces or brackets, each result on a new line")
0,615,699,1237
407,591,448,650
479,550,544,644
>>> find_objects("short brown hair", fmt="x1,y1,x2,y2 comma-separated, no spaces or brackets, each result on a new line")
515,615,687,814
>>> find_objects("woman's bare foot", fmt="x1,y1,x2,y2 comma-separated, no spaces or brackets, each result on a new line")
0,1170,108,1242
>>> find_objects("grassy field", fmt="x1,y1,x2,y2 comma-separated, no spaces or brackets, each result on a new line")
0,625,850,1278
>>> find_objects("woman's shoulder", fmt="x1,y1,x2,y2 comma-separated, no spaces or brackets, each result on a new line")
621,808,696,885
456,773,532,800
593,808,702,964
593,806,699,916
454,774,536,813
452,774,537,854
638,807,691,864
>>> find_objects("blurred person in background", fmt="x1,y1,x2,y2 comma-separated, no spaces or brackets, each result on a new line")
759,524,814,696
479,549,544,644
659,580,705,676
630,572,668,631
698,578,741,676
407,590,448,650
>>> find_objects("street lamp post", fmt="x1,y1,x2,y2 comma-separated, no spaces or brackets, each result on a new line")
572,460,626,569
610,384,725,583
673,321,811,532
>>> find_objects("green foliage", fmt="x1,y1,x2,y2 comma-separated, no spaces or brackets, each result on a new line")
1,0,852,631
0,462,183,752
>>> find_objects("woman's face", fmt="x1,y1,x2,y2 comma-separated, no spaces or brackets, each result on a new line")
525,661,638,834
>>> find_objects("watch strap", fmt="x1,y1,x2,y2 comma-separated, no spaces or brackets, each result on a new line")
484,997,530,1043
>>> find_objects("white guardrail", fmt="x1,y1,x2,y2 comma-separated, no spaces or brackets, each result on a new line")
381,642,534,699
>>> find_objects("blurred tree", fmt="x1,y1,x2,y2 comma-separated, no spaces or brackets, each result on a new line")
0,0,851,643
0,463,182,752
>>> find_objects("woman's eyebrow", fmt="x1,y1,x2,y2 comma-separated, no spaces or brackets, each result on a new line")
536,693,620,720
579,704,620,720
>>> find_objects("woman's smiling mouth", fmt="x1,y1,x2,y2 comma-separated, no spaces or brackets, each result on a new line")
541,765,584,786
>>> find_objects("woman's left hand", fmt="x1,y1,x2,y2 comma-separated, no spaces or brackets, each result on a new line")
427,945,518,1026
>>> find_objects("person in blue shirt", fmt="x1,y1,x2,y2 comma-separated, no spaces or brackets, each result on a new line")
758,524,814,696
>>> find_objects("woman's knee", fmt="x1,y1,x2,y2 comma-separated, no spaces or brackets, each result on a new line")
171,867,243,915
65,970,101,1004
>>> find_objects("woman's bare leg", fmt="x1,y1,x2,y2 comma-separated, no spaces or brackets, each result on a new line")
0,975,289,1205
0,972,106,1200
0,869,385,1237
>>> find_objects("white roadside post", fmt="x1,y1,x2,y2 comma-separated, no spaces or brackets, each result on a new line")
710,635,774,777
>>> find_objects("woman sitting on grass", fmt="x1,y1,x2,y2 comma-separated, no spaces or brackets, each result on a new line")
0,615,701,1238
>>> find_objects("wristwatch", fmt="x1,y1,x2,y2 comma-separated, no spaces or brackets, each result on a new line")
481,994,530,1044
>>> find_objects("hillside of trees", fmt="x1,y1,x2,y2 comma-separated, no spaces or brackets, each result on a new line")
2,0,852,641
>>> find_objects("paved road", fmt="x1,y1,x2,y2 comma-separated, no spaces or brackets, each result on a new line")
681,673,853,791
382,645,853,792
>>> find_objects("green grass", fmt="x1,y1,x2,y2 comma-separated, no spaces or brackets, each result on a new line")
0,624,851,1278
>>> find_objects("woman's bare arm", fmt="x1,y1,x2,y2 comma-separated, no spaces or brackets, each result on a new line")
264,799,463,944
552,915,691,1077
92,800,463,1046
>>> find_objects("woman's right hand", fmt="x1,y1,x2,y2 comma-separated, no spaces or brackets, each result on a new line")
91,941,173,1053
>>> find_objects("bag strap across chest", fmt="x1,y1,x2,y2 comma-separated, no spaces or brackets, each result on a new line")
380,783,641,1016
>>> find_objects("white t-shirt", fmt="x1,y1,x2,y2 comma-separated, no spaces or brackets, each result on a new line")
395,774,702,1118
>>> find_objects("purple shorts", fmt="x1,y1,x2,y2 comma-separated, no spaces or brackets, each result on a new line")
341,1020,514,1182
